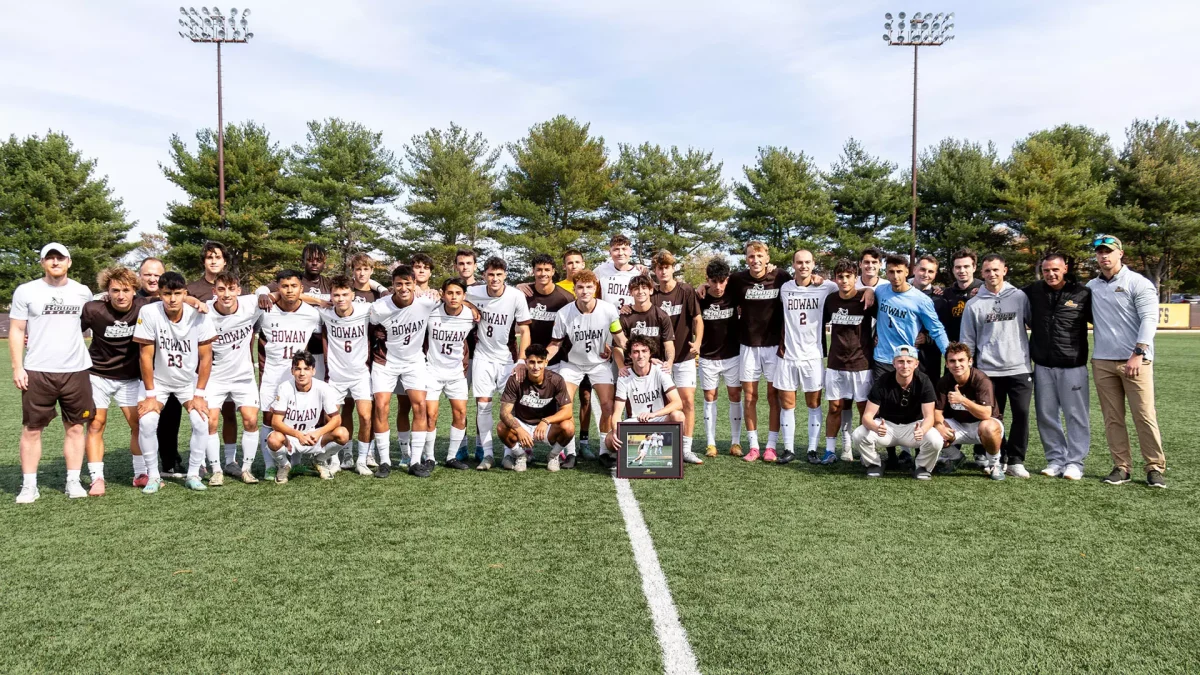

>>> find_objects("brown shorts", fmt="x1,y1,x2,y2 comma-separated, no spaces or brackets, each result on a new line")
22,370,96,430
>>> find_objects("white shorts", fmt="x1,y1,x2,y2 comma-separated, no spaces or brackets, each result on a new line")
259,370,289,413
471,358,516,399
557,360,615,387
140,384,194,403
624,415,668,424
91,375,139,409
207,379,260,409
328,378,372,403
699,357,740,391
945,418,1002,445
426,373,469,401
313,354,326,381
739,345,778,383
773,357,823,393
371,361,430,395
825,369,872,402
671,359,697,389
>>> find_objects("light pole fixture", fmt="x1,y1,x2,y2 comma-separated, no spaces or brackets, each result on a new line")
179,6,254,223
883,11,954,266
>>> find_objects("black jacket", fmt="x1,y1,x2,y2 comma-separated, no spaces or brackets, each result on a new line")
1023,279,1092,368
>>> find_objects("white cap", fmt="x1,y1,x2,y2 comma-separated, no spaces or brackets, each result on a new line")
893,344,919,360
39,242,70,260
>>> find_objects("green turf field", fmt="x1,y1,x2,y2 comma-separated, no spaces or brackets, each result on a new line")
2,335,1198,673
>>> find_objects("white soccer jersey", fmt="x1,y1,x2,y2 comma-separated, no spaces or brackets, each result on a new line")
780,279,838,361
855,276,884,290
552,300,622,366
594,261,640,310
371,294,439,366
207,295,262,384
319,303,372,382
270,379,341,433
616,366,677,417
466,285,531,363
133,302,216,392
10,278,93,373
259,303,323,378
426,306,476,380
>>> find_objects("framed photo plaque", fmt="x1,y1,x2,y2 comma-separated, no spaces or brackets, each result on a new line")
616,421,683,479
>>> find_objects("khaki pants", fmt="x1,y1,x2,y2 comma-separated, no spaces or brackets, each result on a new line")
852,421,944,471
1091,359,1165,474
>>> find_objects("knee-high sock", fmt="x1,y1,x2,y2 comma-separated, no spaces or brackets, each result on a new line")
131,453,147,476
319,441,341,464
223,442,237,465
186,409,209,477
397,431,410,463
261,431,275,468
565,437,576,456
477,401,494,456
241,430,260,471
356,439,371,461
807,407,822,453
704,400,717,446
139,411,162,480
683,436,693,456
445,427,465,462
409,431,427,465
206,433,221,472
374,431,391,465
780,407,796,452
840,409,853,450
424,429,437,462
729,401,743,446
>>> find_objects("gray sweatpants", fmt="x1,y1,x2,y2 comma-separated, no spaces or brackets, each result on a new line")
1033,365,1090,468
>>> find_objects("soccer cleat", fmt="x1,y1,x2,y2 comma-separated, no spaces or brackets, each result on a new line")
501,455,516,471
805,450,820,464
275,461,291,484
777,450,796,464
1041,463,1064,478
820,450,837,465
141,477,165,494
184,476,208,491
762,448,778,463
1005,463,1030,479
839,449,854,463
514,455,527,472
366,454,379,469
408,460,432,478
66,480,88,499
729,443,743,457
15,485,40,504
240,470,260,484
988,463,1006,481
743,448,760,462
682,451,704,465
914,467,932,481
88,478,106,497
705,445,718,458
264,467,278,482
580,444,597,460
1103,467,1130,485
162,465,185,479
355,461,373,476
340,456,355,470
476,456,494,471
865,464,883,478
208,471,224,487
597,453,616,470
373,463,392,479
546,454,561,472
317,464,334,480
223,462,242,478
1146,470,1167,489
562,453,578,470
444,458,470,470
133,473,149,488
1062,464,1083,481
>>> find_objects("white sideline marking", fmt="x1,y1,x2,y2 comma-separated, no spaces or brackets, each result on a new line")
613,475,702,675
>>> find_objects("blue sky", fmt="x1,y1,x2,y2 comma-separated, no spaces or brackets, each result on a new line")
3,0,1198,236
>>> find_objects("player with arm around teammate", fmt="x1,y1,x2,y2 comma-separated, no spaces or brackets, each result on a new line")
934,342,1006,481
424,279,480,471
822,260,877,462
696,257,744,457
205,272,265,484
319,275,375,476
267,351,350,483
497,344,575,473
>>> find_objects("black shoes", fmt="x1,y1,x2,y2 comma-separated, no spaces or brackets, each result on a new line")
373,463,392,479
1103,467,1130,485
777,450,796,465
598,453,616,469
408,459,434,478
865,464,883,478
1146,470,1167,489
444,458,470,470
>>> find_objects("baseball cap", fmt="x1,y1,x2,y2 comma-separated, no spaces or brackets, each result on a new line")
893,344,919,360
1092,234,1122,252
39,242,71,259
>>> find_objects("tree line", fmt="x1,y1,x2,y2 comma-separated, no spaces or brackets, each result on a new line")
3,115,1199,304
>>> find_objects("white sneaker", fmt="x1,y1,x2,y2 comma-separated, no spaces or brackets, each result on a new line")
355,461,373,476
988,463,1006,481
546,454,561,472
1006,463,1030,479
66,480,88,499
839,449,854,463
514,455,527,472
682,451,704,465
1062,464,1083,481
317,463,334,480
1040,463,1064,478
15,485,40,504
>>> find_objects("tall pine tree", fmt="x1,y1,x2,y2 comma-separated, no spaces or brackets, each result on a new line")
915,139,1010,265
824,138,909,260
732,146,834,265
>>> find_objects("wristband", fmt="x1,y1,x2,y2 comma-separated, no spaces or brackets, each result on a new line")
193,389,206,397
144,390,157,398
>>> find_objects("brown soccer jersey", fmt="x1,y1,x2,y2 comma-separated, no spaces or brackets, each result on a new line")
620,307,676,361
822,290,875,372
935,368,999,424
527,285,575,365
653,282,701,360
501,370,571,425
186,277,217,303
698,293,740,360
728,268,791,347
81,297,150,381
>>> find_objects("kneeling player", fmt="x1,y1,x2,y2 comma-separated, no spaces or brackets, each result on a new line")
934,342,1005,481
497,344,575,472
267,351,350,483
851,345,943,479
607,336,700,465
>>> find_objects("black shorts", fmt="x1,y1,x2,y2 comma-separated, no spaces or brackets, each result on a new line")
22,370,95,430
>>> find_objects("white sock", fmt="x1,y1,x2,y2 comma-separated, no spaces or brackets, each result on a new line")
188,410,209,477
132,454,146,476
241,430,260,471
88,462,104,481
409,431,427,465
826,437,836,453
780,408,795,452
397,431,410,462
66,469,81,483
22,473,37,489
747,429,759,450
840,409,853,450
424,429,437,462
207,434,221,472
446,427,465,462
683,436,693,456
807,408,822,454
375,431,392,465
223,442,237,465
321,441,341,464
767,430,778,450
599,432,608,453
139,410,162,480
260,433,275,468
730,402,743,445
565,437,577,456
704,400,717,446
477,401,494,456
356,440,371,461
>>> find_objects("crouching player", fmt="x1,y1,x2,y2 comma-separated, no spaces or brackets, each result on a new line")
267,351,349,483
497,344,575,472
851,345,944,480
607,336,701,465
934,342,1006,481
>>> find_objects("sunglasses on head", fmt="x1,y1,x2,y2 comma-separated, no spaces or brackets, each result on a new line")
1093,235,1118,247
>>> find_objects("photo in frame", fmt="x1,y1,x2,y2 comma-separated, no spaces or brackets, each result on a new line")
616,421,683,479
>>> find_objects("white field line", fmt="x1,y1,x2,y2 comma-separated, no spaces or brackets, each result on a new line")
612,475,702,675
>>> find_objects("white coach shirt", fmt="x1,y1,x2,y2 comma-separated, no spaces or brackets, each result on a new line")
10,278,93,373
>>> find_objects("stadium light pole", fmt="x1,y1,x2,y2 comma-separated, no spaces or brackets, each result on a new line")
883,11,954,266
178,6,254,223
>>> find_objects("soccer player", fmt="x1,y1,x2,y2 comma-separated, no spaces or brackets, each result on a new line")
697,257,744,457
137,256,185,477
911,254,943,377
960,254,1033,479
466,257,532,471
607,336,696,462
594,234,641,310
934,342,1006,481
851,345,944,479
257,269,323,481
393,253,438,465
651,250,703,463
939,249,983,345
497,344,575,472
455,248,479,287
1024,253,1092,481
82,266,149,494
319,275,374,475
370,265,440,478
350,253,385,466
10,243,96,503
775,249,840,464
558,248,599,457
424,279,478,470
526,254,576,372
615,274,676,369
349,254,385,303
205,272,264,484
822,260,876,462
559,248,587,294
856,247,885,290
133,271,216,493
266,351,350,483
548,269,625,468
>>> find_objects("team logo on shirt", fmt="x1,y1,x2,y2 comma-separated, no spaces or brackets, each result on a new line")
103,321,135,338
829,308,864,326
984,298,1016,323
518,392,553,408
659,301,683,316
630,389,662,406
951,301,966,318
702,304,734,321
631,321,660,337
744,283,779,300
881,303,911,320
529,303,556,321
786,296,819,310
43,296,83,315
